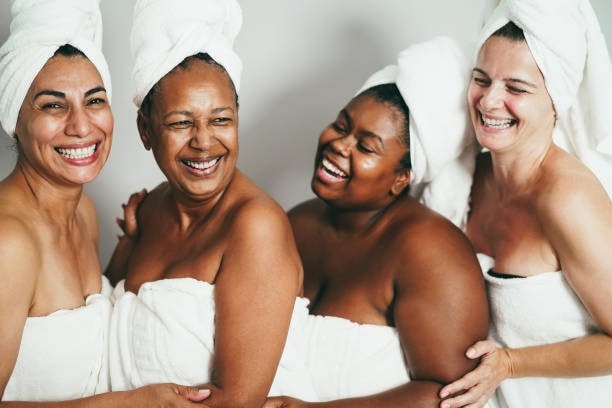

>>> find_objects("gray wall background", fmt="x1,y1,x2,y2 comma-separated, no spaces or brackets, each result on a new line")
1,1,611,267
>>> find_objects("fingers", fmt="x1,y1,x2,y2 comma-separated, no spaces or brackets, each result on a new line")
172,384,210,401
466,339,497,359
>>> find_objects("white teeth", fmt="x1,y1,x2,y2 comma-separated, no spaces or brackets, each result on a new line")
184,157,220,170
322,158,348,178
481,114,515,129
56,144,96,159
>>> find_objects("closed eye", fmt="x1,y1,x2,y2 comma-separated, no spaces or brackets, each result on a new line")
167,120,193,129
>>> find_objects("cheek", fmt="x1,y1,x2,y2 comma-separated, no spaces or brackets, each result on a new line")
23,115,65,145
92,109,114,136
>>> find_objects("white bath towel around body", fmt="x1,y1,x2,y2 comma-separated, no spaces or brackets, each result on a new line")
109,278,317,401
2,276,113,402
477,254,612,408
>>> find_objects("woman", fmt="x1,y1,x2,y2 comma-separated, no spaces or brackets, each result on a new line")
264,37,489,407
106,0,315,406
0,0,207,406
439,1,612,407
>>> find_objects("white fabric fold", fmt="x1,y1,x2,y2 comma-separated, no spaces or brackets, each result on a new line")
357,37,477,226
0,0,112,138
2,276,113,402
478,0,612,196
110,278,317,401
477,254,612,408
131,0,243,108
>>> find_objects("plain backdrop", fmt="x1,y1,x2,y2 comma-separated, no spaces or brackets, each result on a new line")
1,0,611,267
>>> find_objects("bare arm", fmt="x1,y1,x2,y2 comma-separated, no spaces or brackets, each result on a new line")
199,202,302,408
440,177,612,408
266,217,489,408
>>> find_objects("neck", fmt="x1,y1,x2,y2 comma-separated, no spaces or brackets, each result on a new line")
489,136,553,198
325,200,394,235
13,161,83,224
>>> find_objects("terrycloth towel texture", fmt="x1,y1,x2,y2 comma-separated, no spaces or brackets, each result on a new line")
299,314,409,401
357,37,478,227
2,276,113,401
0,0,112,138
109,278,317,401
477,254,612,408
131,0,242,108
478,0,612,196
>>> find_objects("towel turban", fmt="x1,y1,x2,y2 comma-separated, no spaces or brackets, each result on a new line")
357,37,478,226
478,0,612,196
0,0,112,138
131,0,243,108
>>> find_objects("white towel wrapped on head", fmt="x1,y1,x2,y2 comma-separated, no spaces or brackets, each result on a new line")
477,0,612,196
357,37,478,226
131,0,243,108
0,0,112,138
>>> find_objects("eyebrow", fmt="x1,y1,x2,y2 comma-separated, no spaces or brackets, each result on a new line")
33,86,107,100
162,106,236,120
472,68,537,88
340,109,385,147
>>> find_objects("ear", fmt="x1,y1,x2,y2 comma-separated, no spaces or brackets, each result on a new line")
390,168,411,196
136,110,152,151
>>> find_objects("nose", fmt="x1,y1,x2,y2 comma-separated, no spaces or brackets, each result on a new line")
479,83,504,112
189,123,213,150
65,107,92,137
328,135,353,157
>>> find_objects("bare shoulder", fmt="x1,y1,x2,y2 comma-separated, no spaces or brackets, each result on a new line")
0,213,40,292
387,198,482,287
536,150,611,227
227,173,293,239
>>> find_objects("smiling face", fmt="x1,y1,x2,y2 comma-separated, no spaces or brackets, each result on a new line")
138,57,238,203
311,92,410,210
14,54,113,187
468,35,556,154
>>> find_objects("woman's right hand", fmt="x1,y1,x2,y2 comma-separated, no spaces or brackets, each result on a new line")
116,188,148,239
125,383,210,406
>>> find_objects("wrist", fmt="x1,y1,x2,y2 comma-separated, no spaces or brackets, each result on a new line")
501,347,516,379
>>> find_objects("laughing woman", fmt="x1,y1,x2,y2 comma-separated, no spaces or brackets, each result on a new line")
0,0,207,406
106,0,315,406
264,37,489,408
438,0,612,407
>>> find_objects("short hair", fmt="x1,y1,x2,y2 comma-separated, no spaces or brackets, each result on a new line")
139,52,239,116
357,83,411,170
491,21,525,42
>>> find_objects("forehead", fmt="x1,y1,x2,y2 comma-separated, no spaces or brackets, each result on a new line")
476,36,544,82
153,60,236,110
28,55,103,94
346,93,405,142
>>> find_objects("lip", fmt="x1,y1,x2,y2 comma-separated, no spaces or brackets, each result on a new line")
180,155,222,176
314,154,349,184
55,141,101,166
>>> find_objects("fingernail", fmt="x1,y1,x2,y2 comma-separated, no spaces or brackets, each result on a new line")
466,348,476,358
440,390,448,398
441,402,449,408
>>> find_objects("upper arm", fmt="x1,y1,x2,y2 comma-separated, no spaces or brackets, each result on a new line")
210,201,302,404
393,220,489,384
0,217,39,397
539,180,612,334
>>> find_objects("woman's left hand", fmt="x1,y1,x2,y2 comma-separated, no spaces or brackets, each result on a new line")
438,340,513,408
263,396,310,408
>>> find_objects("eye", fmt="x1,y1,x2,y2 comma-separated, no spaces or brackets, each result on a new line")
357,141,375,154
507,86,527,95
332,121,347,134
212,117,232,125
472,76,490,86
87,97,107,106
167,120,193,129
41,102,64,110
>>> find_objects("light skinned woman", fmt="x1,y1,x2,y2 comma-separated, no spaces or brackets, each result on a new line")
0,0,208,406
439,1,612,406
